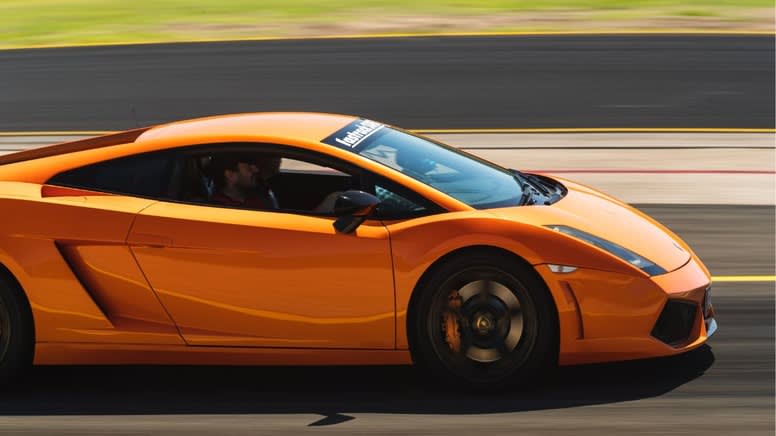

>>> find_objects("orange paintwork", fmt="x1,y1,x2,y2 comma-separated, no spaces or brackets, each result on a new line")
128,202,395,348
537,255,711,365
0,113,713,367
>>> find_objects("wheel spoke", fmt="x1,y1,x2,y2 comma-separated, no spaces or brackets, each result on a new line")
488,282,521,310
457,280,487,302
465,345,502,363
504,308,524,351
482,279,497,295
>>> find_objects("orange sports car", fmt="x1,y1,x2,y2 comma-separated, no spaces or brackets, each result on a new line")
0,113,716,388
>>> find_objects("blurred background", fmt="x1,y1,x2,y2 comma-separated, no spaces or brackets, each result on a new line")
0,1,773,435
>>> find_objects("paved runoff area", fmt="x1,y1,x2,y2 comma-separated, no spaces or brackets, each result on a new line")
3,132,773,205
434,132,776,205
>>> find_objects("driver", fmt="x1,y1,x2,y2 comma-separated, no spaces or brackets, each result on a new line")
211,153,279,209
210,153,342,213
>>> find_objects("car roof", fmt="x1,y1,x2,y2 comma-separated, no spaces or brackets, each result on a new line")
0,112,358,181
137,112,358,148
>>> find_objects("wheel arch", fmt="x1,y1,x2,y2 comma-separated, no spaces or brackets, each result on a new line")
405,244,559,365
0,261,36,348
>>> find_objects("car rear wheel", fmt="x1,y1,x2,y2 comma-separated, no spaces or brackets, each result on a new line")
0,275,34,384
410,253,557,390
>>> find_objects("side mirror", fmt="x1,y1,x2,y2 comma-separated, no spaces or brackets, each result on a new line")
333,190,381,234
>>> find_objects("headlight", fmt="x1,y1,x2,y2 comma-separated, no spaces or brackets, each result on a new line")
545,225,666,276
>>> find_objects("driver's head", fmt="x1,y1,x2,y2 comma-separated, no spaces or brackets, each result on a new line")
256,155,281,182
212,153,259,192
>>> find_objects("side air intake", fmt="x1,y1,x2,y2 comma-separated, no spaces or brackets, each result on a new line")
651,300,697,346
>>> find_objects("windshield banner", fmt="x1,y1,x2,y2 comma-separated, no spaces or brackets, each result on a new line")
322,118,385,151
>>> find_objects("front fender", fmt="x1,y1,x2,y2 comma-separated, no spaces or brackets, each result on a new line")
384,212,644,349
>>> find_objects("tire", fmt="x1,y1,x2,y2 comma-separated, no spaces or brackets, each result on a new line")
410,252,557,390
0,274,34,385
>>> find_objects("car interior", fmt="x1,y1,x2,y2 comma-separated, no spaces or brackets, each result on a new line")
169,150,359,214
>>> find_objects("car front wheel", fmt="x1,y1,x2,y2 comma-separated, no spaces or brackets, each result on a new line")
410,253,557,390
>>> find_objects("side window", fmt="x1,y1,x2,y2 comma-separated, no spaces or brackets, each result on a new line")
272,157,357,212
190,148,361,215
372,178,443,220
280,158,348,176
47,151,175,199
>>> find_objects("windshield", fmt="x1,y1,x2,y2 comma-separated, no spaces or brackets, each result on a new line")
322,119,524,209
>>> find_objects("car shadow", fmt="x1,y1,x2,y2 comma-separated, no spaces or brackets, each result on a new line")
1,345,715,423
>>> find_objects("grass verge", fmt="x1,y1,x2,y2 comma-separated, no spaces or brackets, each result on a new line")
0,0,773,49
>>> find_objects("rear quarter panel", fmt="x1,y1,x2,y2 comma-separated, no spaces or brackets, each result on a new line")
0,187,170,345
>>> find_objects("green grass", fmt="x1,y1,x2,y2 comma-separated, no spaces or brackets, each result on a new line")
0,0,772,48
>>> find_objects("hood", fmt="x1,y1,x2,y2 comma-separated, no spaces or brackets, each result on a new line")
490,178,691,274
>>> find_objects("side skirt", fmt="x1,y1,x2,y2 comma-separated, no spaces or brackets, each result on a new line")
35,343,413,366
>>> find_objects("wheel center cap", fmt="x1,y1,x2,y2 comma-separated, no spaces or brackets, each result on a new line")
473,313,495,335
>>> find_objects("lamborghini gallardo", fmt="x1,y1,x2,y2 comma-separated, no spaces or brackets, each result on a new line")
0,113,716,388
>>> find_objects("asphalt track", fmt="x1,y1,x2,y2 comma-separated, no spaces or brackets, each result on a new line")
0,205,771,435
0,35,774,131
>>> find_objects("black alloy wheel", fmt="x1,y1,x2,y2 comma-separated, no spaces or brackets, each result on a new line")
411,253,557,390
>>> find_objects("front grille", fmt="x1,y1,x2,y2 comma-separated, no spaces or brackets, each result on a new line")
651,300,697,346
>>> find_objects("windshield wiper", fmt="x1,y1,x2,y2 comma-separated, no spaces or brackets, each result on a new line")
511,169,565,206
513,173,534,205
521,172,553,196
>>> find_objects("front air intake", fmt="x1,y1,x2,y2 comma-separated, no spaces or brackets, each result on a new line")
651,300,697,346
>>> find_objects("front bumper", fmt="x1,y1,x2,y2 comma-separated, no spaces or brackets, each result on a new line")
538,255,717,366
651,285,717,346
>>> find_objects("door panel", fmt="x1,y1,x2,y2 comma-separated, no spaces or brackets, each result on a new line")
128,201,396,349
